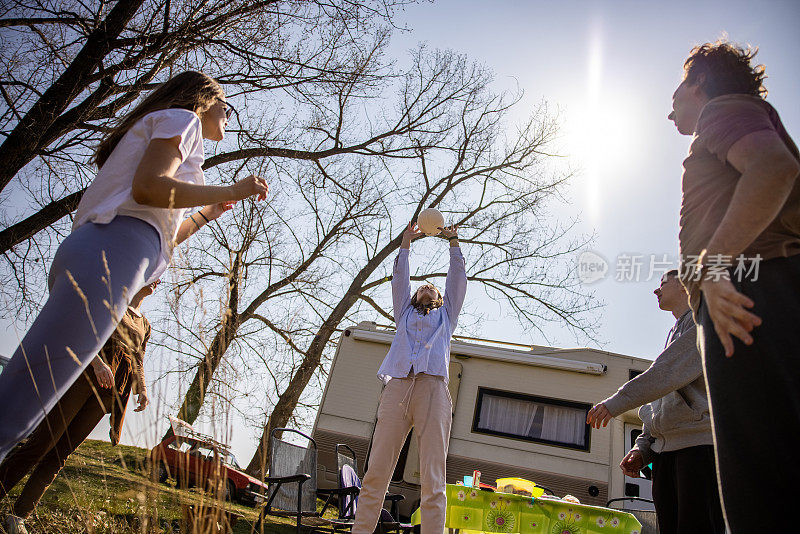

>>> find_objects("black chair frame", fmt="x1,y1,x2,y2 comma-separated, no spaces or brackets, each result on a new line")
255,431,409,533
606,496,655,507
536,484,556,496
322,443,405,523
256,428,318,534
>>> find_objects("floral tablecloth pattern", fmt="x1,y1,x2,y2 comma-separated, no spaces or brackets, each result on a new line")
411,484,642,534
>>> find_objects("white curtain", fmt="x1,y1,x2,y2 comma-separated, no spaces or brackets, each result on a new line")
540,405,585,446
479,393,586,447
479,394,540,436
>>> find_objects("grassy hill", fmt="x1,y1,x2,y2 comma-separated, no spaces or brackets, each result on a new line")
0,439,307,533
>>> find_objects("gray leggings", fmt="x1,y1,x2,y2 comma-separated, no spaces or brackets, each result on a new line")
0,216,160,462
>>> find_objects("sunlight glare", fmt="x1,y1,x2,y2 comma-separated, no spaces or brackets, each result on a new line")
566,23,641,222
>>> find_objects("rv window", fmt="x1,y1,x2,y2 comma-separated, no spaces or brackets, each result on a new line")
472,387,591,451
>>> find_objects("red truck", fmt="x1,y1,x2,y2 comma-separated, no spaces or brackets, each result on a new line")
150,433,268,506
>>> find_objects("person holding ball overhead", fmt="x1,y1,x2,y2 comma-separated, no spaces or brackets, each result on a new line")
352,220,467,534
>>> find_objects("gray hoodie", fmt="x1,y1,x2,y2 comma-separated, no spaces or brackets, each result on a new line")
602,310,713,464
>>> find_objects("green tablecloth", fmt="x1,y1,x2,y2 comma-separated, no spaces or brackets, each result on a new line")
411,484,642,534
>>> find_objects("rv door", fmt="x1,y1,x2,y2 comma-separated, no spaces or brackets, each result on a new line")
623,423,654,510
401,361,462,485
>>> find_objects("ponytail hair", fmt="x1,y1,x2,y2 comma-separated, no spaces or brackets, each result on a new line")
93,71,224,167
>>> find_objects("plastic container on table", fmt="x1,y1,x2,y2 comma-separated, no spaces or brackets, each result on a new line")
495,477,545,498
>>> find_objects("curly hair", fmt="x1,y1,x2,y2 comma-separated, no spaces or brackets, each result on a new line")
683,40,767,100
410,284,443,315
94,71,224,167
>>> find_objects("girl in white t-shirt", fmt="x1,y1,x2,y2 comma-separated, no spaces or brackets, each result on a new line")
0,71,268,463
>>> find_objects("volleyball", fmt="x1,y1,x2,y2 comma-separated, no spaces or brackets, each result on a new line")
417,208,445,236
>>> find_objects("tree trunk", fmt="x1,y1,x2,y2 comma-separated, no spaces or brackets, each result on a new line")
245,236,403,477
164,250,242,437
0,190,85,254
0,0,145,193
165,220,341,442
168,314,241,434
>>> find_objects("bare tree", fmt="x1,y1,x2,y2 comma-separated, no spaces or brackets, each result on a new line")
1,1,598,480
150,47,597,476
0,0,414,313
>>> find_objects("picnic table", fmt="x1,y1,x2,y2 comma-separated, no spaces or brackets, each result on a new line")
411,484,642,534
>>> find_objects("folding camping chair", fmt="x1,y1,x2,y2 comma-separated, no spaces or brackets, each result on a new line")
323,443,411,532
255,430,410,533
255,428,321,533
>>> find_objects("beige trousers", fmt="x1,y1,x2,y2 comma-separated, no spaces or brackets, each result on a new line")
352,373,452,534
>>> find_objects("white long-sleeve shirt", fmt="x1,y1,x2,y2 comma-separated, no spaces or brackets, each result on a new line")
376,247,467,384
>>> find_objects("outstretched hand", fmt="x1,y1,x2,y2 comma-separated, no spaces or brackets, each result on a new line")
230,174,269,202
203,201,236,221
586,402,613,429
401,221,425,249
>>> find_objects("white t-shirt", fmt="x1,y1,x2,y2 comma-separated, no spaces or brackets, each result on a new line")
74,108,205,282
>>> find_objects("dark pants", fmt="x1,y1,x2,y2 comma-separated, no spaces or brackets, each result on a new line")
0,371,109,518
651,445,725,534
697,254,800,533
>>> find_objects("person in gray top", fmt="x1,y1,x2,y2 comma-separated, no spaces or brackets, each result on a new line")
586,270,724,534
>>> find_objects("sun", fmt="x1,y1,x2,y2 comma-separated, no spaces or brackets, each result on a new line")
562,30,642,221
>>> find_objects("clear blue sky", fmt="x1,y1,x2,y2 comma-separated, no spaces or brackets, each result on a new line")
3,0,799,460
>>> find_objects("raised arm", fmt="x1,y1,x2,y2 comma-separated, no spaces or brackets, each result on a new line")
393,222,423,323
440,225,467,329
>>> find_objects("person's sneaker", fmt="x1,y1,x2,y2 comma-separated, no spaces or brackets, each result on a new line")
4,514,29,534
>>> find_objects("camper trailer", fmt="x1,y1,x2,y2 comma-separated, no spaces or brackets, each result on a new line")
311,321,655,519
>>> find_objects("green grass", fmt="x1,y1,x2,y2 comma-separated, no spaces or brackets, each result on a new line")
0,439,324,533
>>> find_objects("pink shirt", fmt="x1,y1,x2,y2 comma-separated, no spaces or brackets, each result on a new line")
678,94,800,310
